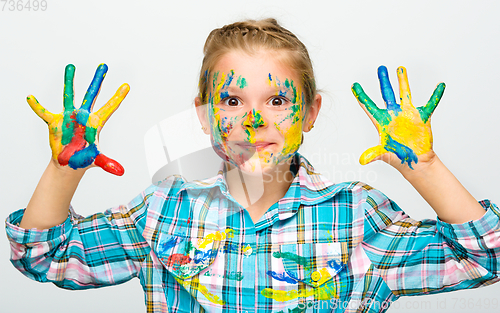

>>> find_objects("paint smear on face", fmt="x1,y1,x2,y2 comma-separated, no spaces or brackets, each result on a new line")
207,71,306,170
236,75,247,89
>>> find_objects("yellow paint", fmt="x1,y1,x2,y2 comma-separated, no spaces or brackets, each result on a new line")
275,102,304,160
27,82,129,163
212,72,227,105
261,280,338,302
311,268,332,287
311,271,321,281
358,66,434,165
242,244,252,253
175,277,225,305
198,228,235,249
360,106,432,165
95,83,130,126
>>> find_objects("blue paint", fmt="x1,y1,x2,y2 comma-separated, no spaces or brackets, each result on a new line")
75,109,89,126
221,243,239,253
377,66,401,114
279,90,287,97
220,91,229,99
384,134,418,169
81,64,108,111
266,270,298,284
268,73,272,82
222,70,235,89
193,249,218,264
68,143,99,169
158,237,179,255
327,259,343,272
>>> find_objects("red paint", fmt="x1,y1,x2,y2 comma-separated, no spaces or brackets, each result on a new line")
95,154,125,176
166,253,191,270
58,124,86,165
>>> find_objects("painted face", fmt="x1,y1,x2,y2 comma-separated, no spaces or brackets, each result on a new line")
201,51,309,174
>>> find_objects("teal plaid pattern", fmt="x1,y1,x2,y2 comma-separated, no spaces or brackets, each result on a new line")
6,153,500,312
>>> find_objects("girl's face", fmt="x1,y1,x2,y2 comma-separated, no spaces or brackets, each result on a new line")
196,50,321,174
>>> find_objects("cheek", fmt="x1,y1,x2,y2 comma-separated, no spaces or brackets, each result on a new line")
208,107,244,142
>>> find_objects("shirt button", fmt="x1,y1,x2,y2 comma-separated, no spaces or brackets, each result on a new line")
243,246,253,256
311,271,321,282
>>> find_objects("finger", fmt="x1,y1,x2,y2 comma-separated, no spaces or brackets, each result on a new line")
81,63,108,112
27,95,55,124
417,82,446,124
94,153,125,176
352,83,391,127
63,64,76,112
377,66,400,113
397,66,413,108
359,145,387,165
94,83,130,126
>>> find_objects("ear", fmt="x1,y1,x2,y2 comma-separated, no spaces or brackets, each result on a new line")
303,94,322,133
195,97,211,135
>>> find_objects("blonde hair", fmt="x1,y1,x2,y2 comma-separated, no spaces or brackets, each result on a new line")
198,18,316,107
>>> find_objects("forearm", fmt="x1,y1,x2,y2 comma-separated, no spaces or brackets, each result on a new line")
402,155,485,224
19,160,86,229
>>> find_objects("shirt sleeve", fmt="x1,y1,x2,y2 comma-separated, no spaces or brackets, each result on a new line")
359,184,500,296
5,185,157,290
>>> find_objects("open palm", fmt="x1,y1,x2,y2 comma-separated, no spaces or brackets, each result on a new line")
27,64,129,175
352,66,445,170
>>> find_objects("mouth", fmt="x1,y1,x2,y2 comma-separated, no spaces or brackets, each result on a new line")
235,141,274,151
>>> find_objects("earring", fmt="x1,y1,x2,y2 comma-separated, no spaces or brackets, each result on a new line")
202,126,207,131
309,124,314,130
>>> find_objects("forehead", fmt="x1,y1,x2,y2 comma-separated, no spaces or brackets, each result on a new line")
212,50,300,84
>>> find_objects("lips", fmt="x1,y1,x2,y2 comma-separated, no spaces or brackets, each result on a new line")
235,141,274,151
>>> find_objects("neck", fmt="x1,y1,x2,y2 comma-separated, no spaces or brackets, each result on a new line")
225,159,294,223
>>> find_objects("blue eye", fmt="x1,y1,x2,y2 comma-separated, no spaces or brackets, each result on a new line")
224,97,241,107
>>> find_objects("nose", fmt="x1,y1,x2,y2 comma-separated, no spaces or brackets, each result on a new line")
242,109,267,129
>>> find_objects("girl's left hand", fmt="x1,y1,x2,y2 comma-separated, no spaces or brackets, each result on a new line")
351,66,445,173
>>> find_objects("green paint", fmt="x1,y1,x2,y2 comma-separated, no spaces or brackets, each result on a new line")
250,109,264,128
63,64,75,112
61,111,74,145
204,270,243,281
61,64,76,145
284,78,290,89
352,83,391,126
236,76,247,89
273,251,309,268
212,72,219,92
417,82,445,123
85,127,97,144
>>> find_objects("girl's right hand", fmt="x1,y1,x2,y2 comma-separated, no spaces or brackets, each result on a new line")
27,64,129,176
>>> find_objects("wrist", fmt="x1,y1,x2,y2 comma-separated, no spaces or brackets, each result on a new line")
399,151,439,181
48,158,88,178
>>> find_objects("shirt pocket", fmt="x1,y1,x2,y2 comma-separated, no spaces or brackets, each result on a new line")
155,233,222,280
278,242,346,289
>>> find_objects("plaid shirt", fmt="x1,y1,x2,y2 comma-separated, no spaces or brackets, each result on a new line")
6,153,500,313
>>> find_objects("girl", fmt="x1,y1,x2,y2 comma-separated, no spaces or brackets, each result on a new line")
6,19,500,313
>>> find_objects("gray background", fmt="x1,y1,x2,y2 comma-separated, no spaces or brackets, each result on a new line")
1,0,499,312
